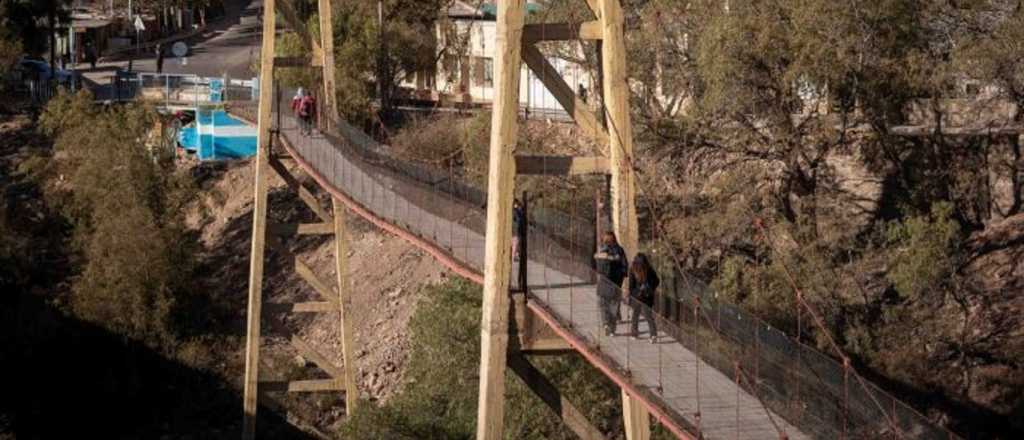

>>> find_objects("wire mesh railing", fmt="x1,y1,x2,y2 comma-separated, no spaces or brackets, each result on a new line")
111,73,258,106
226,79,959,440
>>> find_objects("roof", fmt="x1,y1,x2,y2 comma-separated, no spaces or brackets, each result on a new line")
447,1,542,20
480,2,543,18
69,9,113,29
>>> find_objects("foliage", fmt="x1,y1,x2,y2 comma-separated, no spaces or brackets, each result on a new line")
955,5,1024,117
0,4,21,84
389,110,490,179
271,0,454,122
0,0,69,57
341,278,630,439
885,202,959,300
39,90,196,348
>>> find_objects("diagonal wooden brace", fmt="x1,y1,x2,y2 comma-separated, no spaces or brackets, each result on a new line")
291,335,345,379
268,153,333,222
508,352,607,440
521,44,610,147
294,257,337,302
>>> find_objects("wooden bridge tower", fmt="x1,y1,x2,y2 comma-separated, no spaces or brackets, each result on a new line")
477,0,647,439
242,1,358,438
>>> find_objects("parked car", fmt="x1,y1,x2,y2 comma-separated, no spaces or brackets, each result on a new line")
16,58,76,85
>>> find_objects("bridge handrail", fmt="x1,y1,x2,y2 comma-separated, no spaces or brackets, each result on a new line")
227,93,959,440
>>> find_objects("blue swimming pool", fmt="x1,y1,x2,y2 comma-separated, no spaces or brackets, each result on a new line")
178,110,258,160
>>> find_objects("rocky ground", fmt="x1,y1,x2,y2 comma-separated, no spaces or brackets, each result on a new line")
186,156,447,435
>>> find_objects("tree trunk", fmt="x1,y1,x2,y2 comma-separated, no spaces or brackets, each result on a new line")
49,7,57,74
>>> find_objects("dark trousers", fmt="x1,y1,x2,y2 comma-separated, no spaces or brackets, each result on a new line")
599,294,618,334
630,300,657,338
300,115,313,135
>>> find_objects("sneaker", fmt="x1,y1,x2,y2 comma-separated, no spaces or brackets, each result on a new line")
631,335,640,340
650,336,657,344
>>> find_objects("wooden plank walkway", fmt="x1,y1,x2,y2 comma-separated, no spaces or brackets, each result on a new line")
274,113,809,440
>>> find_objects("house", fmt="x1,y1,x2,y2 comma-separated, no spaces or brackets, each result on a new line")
401,1,597,117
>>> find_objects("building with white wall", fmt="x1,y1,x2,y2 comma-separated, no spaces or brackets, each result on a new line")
401,1,596,117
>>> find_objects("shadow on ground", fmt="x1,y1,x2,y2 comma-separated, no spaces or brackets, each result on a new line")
3,291,316,439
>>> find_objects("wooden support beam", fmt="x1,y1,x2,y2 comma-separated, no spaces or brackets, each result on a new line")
521,44,609,146
294,257,337,302
274,56,323,68
508,353,607,440
264,301,339,314
268,222,335,236
332,199,360,414
513,293,574,353
599,0,638,256
623,393,651,440
521,337,574,353
242,1,277,438
318,0,341,128
275,0,324,61
522,21,603,43
598,0,646,437
259,379,344,393
291,335,345,379
515,155,610,175
585,0,602,18
476,0,525,439
268,154,333,222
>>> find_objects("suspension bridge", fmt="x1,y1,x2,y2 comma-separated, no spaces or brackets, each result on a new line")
191,0,961,439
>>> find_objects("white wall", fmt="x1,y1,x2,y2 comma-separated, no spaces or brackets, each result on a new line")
403,18,596,115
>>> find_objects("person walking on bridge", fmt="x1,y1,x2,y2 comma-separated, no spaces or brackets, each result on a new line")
628,253,660,343
595,231,627,336
292,88,317,136
512,198,524,262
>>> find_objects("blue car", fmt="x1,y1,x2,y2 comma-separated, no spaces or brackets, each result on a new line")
16,58,77,85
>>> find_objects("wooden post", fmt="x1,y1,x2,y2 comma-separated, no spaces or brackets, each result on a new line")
599,0,638,255
318,0,338,128
518,191,528,292
242,1,277,438
598,0,647,438
476,1,525,439
332,199,359,414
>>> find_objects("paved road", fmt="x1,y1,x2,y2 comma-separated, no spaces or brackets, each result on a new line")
81,0,261,92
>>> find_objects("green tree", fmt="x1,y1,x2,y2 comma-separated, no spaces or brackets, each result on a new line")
39,90,196,348
341,279,630,439
273,0,457,122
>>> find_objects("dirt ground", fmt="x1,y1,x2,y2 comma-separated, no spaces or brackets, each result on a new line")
187,157,447,434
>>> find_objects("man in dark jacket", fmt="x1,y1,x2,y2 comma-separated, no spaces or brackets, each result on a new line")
594,231,627,336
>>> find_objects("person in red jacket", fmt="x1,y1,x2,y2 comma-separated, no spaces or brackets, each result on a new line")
299,92,316,135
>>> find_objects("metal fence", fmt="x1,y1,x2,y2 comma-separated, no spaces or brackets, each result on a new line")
110,72,258,106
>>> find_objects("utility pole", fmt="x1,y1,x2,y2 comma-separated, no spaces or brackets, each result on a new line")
128,0,134,71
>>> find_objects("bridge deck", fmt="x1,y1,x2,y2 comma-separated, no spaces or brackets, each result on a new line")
269,112,808,440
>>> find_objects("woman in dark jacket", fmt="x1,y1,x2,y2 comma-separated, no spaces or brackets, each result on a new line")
628,253,659,342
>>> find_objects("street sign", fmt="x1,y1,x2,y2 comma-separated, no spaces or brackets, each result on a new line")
134,16,145,32
171,42,188,58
